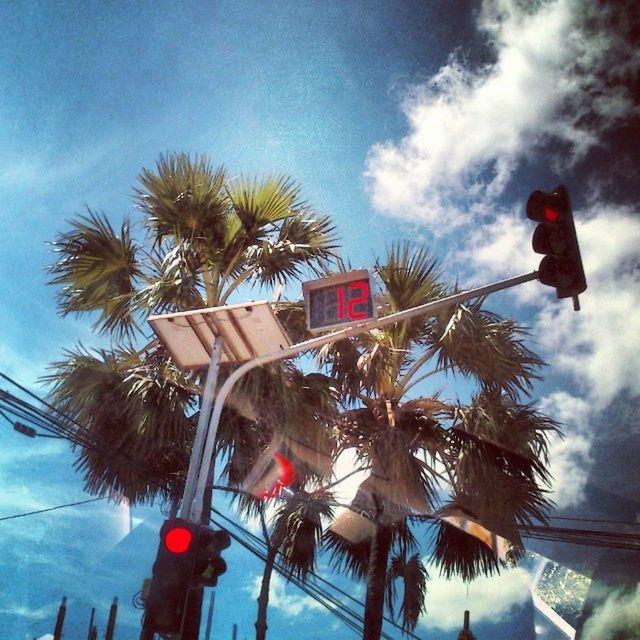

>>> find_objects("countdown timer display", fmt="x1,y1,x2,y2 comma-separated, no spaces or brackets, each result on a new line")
303,270,375,333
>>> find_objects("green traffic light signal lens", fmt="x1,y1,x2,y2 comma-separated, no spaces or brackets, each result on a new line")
164,526,193,554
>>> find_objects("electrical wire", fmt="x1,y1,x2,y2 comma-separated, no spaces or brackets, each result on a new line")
521,524,640,551
210,515,374,638
0,374,176,493
547,515,640,527
0,497,106,522
211,507,422,640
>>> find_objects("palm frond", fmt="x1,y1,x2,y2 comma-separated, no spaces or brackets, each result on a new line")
323,527,371,581
225,175,303,231
47,209,142,337
271,490,335,580
375,242,446,348
429,519,502,582
242,214,339,288
430,300,544,399
450,392,559,481
135,152,227,249
135,241,206,313
40,343,195,503
385,552,428,633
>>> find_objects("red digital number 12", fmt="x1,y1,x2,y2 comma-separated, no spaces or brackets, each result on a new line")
336,280,369,321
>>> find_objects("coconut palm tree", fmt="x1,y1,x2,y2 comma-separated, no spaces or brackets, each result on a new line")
43,153,340,639
319,243,558,640
214,366,338,640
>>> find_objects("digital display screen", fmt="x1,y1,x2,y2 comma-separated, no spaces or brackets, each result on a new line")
305,274,375,332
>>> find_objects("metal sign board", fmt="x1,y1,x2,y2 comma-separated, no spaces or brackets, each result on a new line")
302,270,376,333
148,301,291,370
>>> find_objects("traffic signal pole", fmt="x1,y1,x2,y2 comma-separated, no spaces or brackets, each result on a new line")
180,338,223,520
187,270,540,522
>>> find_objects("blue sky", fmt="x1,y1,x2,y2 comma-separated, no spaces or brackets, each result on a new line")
1,1,639,639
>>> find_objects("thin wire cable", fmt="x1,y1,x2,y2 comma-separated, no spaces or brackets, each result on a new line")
0,378,175,493
0,497,106,522
211,514,376,637
213,507,372,614
547,515,640,527
212,508,421,640
211,516,369,638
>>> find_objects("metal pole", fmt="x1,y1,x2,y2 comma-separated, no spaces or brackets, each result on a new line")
204,591,215,640
53,596,67,640
86,607,95,640
180,338,223,519
190,271,539,520
105,597,118,640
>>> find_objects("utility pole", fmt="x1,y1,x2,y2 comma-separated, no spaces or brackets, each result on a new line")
86,607,95,640
457,610,476,640
53,596,67,640
105,597,118,640
204,591,215,640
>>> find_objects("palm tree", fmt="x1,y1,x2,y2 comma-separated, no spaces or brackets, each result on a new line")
215,367,338,640
44,152,339,503
319,243,558,639
43,153,340,638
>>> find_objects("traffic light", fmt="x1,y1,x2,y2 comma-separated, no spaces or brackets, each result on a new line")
526,184,587,304
192,527,231,588
145,518,198,634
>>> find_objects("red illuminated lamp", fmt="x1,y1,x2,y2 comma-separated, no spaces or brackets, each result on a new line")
258,452,295,499
526,185,587,302
164,526,193,554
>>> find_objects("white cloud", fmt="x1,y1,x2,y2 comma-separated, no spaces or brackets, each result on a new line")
463,204,640,408
420,563,530,630
365,0,639,231
581,584,640,640
538,391,592,508
244,572,324,618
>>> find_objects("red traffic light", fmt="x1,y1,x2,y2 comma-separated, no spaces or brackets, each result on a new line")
164,526,193,554
525,184,587,304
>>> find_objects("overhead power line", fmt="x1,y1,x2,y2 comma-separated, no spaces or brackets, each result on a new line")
0,497,106,522
211,507,418,640
0,372,175,493
521,524,640,551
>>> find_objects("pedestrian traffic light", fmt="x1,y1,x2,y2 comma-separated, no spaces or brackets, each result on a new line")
145,518,198,634
192,527,231,588
526,184,587,304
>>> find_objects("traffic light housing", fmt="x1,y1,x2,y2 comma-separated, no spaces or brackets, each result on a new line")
145,518,198,634
192,528,231,588
526,184,587,302
144,519,231,634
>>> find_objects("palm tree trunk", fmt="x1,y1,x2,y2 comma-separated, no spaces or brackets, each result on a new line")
363,522,393,640
255,544,278,640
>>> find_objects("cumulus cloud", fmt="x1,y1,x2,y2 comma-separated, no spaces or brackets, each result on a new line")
420,563,530,630
244,572,324,618
463,203,640,408
365,0,639,231
581,584,640,640
538,391,592,508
